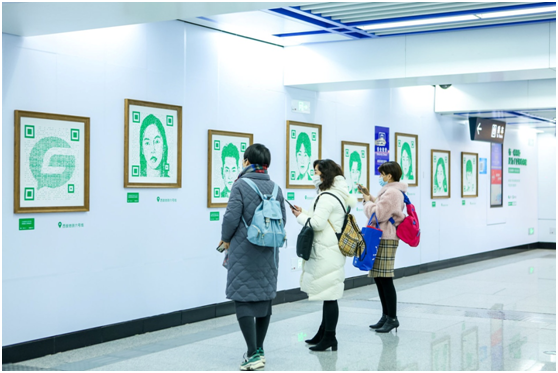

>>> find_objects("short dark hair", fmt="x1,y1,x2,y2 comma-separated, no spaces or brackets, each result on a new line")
313,159,344,191
244,143,271,167
378,161,402,182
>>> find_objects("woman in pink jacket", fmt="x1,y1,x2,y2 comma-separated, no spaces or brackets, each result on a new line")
361,161,407,333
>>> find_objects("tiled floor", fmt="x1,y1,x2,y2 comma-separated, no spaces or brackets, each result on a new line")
4,249,556,371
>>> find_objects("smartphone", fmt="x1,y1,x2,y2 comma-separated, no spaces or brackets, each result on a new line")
285,200,296,210
216,243,227,253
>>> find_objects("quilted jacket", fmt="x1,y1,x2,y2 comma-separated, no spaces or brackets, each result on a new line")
221,172,287,302
296,176,357,301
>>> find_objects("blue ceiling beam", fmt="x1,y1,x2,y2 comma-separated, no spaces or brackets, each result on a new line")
273,30,330,38
506,111,556,124
345,2,556,27
269,7,375,39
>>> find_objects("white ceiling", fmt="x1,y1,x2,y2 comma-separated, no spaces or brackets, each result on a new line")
2,2,303,37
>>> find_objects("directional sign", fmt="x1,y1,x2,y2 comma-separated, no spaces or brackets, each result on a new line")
469,118,506,144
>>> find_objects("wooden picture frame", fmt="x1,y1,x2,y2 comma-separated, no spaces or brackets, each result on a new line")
286,120,322,189
395,132,418,187
431,149,451,199
341,141,370,201
14,110,90,213
461,152,479,198
124,99,182,188
207,130,253,208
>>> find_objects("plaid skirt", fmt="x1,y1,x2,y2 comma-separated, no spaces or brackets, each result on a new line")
368,239,399,278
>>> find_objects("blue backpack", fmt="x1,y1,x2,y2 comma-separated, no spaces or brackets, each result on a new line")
241,179,287,249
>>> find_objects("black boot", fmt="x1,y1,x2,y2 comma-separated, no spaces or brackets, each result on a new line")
305,322,325,345
375,317,399,333
309,331,338,351
369,314,387,329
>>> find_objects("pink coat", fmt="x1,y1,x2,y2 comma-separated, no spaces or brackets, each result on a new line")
364,182,408,240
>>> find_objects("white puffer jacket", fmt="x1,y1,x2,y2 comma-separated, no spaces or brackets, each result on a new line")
296,176,357,301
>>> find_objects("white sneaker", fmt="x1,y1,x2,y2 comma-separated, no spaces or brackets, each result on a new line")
240,353,264,371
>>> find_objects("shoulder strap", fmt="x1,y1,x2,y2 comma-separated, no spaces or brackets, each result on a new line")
271,183,279,200
241,178,264,199
314,192,347,214
401,190,411,205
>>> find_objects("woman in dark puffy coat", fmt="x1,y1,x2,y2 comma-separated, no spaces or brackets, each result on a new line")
219,143,287,371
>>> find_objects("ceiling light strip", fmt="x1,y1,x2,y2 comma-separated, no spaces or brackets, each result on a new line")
372,14,556,34
346,2,554,27
339,3,527,23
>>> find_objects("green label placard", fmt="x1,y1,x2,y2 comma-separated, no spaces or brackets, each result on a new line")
462,200,466,205
210,212,220,221
432,201,436,207
127,193,139,203
508,201,517,206
528,228,534,235
509,167,521,174
19,218,35,231
287,192,295,201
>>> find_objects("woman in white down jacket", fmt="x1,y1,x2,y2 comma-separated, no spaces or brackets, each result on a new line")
290,159,357,352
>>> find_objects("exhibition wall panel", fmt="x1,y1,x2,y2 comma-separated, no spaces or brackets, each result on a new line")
537,133,556,243
2,20,543,346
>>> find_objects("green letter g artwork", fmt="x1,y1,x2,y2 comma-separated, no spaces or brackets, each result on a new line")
29,137,76,190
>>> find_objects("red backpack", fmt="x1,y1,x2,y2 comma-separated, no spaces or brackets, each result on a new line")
389,192,420,247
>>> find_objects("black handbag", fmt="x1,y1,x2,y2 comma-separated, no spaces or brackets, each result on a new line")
296,218,314,261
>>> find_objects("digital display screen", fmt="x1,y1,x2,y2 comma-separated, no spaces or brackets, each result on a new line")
490,142,503,207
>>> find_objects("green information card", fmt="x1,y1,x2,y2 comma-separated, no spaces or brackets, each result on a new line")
287,192,295,201
127,193,139,203
509,168,521,174
528,228,534,235
19,218,35,231
432,201,436,207
210,212,220,221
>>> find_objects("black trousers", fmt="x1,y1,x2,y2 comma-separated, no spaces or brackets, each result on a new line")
374,277,397,318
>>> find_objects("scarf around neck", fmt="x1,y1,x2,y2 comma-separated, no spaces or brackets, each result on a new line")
235,164,268,182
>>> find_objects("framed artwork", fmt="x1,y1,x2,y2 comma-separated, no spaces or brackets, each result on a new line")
341,141,370,200
431,336,451,371
208,130,253,208
395,133,418,187
124,99,182,188
286,120,322,189
461,152,478,198
14,110,90,213
461,327,479,371
431,149,451,199
490,143,503,207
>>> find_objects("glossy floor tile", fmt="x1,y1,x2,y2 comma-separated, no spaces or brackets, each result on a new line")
4,249,555,371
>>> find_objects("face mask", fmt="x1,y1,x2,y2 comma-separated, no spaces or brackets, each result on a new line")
312,175,322,189
379,176,388,187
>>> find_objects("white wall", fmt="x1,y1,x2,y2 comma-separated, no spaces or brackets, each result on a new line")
2,21,543,346
537,133,556,242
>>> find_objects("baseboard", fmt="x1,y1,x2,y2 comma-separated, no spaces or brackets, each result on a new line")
3,242,551,364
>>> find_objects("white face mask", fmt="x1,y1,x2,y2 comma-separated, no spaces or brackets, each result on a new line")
312,175,322,189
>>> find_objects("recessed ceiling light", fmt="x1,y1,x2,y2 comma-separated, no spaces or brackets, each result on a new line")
358,15,478,31
477,6,556,19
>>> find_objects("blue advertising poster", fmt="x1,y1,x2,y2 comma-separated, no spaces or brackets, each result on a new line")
374,126,390,175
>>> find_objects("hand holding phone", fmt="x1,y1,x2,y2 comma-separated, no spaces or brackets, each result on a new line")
357,184,370,196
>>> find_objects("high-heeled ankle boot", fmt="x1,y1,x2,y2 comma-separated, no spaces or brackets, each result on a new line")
369,314,387,329
309,331,338,351
305,322,325,345
375,317,399,333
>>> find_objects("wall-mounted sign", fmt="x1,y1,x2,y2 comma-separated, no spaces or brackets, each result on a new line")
210,211,220,221
374,127,390,176
479,158,487,174
127,193,139,203
469,118,506,144
19,218,34,231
